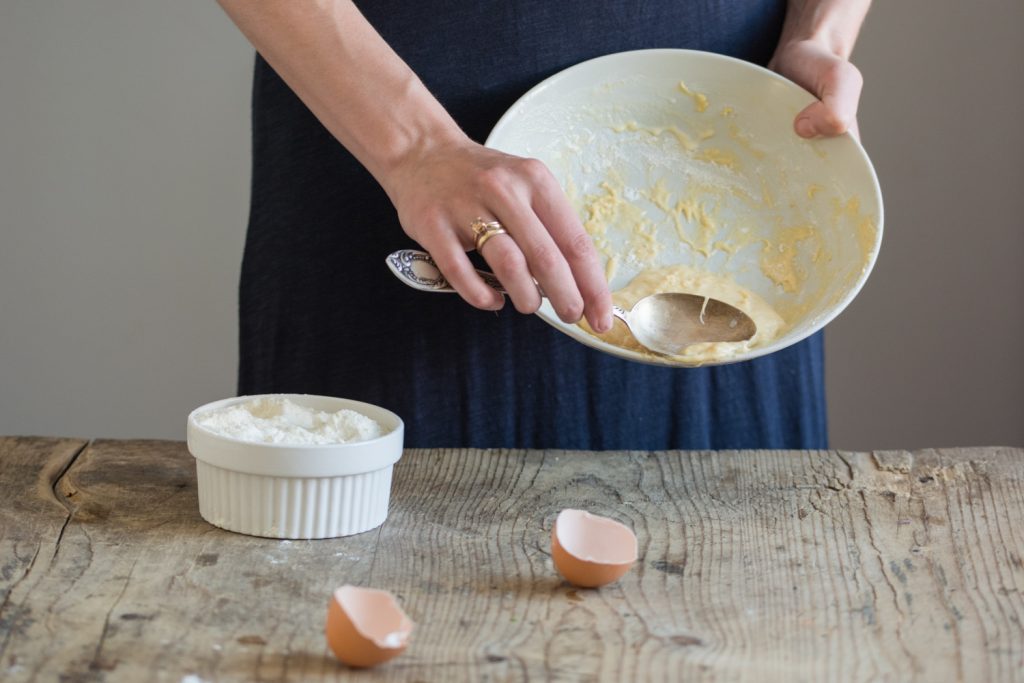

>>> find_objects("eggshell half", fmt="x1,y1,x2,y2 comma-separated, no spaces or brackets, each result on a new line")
325,585,414,668
551,509,638,588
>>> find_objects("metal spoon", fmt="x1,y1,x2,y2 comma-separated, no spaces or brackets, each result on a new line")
386,249,756,355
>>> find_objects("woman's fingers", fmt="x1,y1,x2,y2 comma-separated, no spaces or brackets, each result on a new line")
391,143,611,326
779,41,864,139
480,174,582,321
527,160,613,332
421,232,504,311
794,57,862,137
477,231,543,314
474,157,609,329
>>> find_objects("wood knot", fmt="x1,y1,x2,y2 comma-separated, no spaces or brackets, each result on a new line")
237,635,267,646
89,658,118,671
651,559,686,576
195,553,219,567
670,635,704,647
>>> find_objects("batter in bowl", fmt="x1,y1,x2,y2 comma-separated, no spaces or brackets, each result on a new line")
579,265,785,365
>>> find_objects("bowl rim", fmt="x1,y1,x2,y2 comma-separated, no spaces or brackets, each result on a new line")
485,47,884,367
187,393,402,448
186,394,405,478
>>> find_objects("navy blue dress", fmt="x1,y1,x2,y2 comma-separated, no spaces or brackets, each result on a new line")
238,0,828,450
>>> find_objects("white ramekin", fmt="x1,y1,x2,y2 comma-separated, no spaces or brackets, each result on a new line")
186,394,404,539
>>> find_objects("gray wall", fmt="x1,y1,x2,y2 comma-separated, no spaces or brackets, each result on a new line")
827,1,1024,448
1,1,1021,448
1,1,250,439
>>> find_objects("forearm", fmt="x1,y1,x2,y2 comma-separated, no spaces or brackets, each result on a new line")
216,0,465,192
775,0,871,58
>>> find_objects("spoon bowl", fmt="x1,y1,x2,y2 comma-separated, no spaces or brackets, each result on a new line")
614,293,756,357
386,250,755,357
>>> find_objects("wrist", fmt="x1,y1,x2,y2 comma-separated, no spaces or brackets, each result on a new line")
373,119,469,205
774,0,871,61
332,71,469,199
794,22,853,60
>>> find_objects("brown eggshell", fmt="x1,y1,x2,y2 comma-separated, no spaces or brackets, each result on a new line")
551,509,638,588
325,585,414,668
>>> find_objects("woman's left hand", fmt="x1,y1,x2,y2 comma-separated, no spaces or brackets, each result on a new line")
769,38,864,140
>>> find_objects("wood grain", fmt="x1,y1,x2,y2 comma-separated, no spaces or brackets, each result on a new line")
0,437,89,660
0,438,1021,682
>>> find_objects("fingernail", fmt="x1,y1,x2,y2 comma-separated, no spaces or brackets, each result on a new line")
598,313,613,333
796,118,816,138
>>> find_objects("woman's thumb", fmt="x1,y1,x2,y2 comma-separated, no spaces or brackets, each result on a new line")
794,58,863,138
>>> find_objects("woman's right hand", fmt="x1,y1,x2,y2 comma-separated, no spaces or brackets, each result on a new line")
381,137,614,334
216,2,611,331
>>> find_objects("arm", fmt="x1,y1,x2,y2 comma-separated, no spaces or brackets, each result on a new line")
217,1,613,332
769,0,872,138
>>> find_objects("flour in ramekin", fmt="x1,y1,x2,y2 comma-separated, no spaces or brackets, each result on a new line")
196,396,382,445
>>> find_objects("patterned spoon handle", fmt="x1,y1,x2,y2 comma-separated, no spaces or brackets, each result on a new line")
386,249,507,293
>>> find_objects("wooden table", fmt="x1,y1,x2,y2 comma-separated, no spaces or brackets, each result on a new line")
1,438,1022,682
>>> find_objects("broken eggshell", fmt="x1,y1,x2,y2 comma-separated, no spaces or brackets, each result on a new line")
325,585,414,668
551,509,638,588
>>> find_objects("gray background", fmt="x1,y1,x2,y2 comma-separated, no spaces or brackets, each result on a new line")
1,1,1021,448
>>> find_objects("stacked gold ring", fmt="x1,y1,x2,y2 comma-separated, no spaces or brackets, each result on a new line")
470,218,508,252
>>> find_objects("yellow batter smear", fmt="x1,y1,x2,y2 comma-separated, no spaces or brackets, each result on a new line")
579,179,625,260
643,180,691,250
727,184,759,207
693,202,718,256
627,220,662,263
833,196,878,261
694,147,740,169
605,256,619,282
580,175,660,267
563,80,879,365
759,226,818,293
715,223,760,259
644,178,674,213
639,179,722,258
612,120,697,151
760,177,776,208
712,239,739,255
856,216,877,261
727,123,766,159
677,81,709,112
579,265,786,364
663,126,698,151
576,160,829,293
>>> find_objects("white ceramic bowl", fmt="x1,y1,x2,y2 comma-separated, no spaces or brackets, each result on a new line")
486,49,883,366
186,394,404,539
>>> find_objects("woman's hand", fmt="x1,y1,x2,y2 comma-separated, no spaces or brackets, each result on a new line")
382,137,614,333
769,0,871,140
216,1,612,332
770,38,864,139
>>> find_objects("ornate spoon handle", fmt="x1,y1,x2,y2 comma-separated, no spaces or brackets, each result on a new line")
386,249,506,293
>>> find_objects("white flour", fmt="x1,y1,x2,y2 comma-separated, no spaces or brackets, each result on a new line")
195,396,382,445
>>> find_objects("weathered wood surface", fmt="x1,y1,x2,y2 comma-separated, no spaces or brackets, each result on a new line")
0,438,1022,682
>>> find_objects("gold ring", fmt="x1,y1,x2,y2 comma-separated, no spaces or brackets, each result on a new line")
470,217,508,252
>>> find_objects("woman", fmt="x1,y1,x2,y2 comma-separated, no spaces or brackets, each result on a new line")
218,0,870,449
